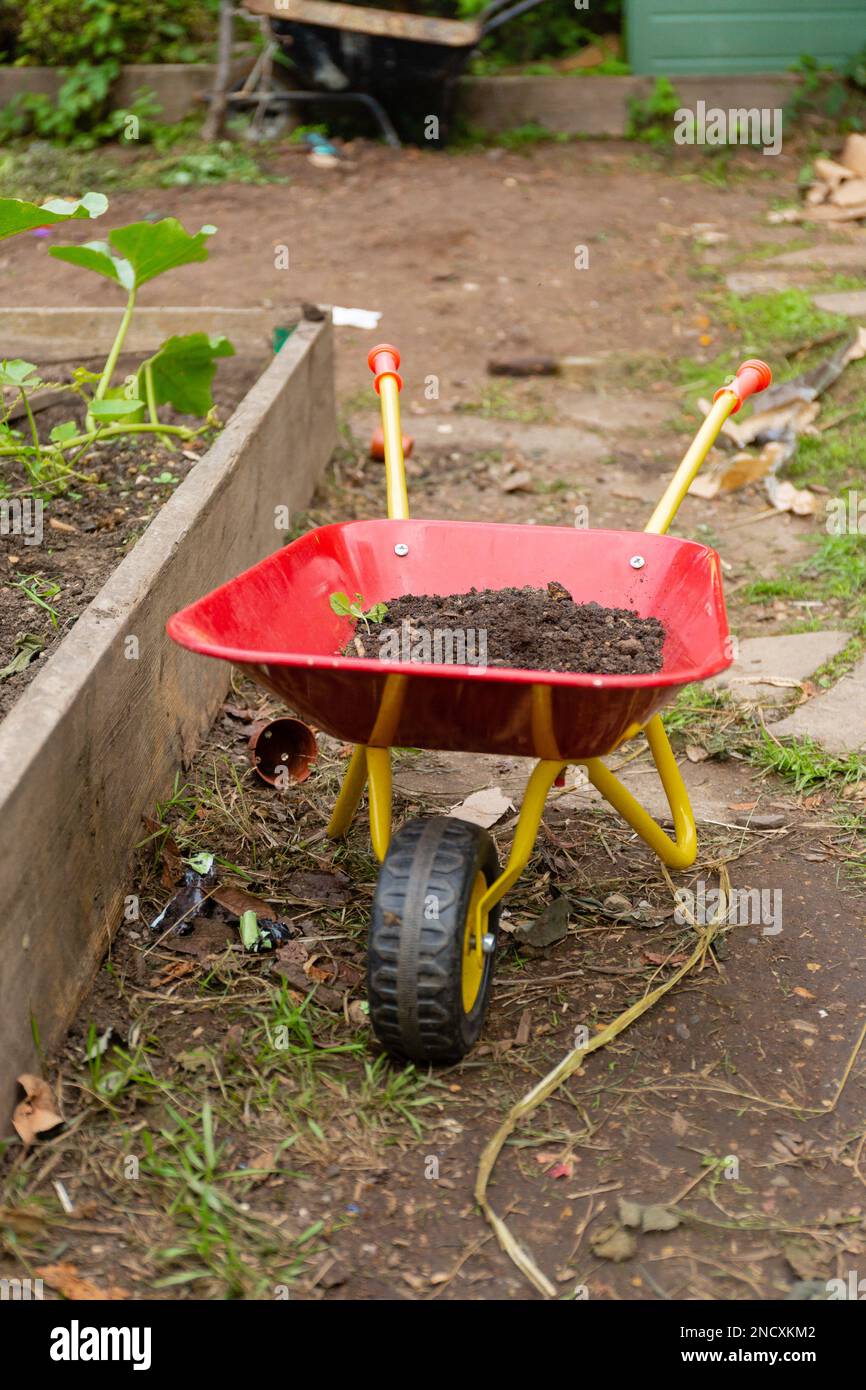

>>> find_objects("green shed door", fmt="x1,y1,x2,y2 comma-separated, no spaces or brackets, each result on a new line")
626,0,866,74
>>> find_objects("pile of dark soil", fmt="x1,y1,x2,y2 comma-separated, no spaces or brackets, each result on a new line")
0,357,263,719
343,581,666,675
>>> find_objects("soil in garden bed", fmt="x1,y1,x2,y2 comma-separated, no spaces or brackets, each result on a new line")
343,583,667,675
0,356,264,720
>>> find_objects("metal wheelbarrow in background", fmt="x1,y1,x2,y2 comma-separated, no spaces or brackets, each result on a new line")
168,345,772,1064
240,0,552,144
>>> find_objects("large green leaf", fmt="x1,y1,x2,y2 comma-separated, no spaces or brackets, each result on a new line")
0,192,107,241
48,240,134,290
109,219,216,287
50,217,216,292
144,333,234,418
0,359,43,389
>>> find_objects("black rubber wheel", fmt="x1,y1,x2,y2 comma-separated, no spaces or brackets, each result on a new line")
368,816,501,1063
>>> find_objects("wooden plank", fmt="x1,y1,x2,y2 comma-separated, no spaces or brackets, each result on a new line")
0,318,337,1125
0,306,300,364
243,0,479,46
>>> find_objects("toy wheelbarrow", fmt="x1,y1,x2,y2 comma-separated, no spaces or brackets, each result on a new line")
168,346,771,1063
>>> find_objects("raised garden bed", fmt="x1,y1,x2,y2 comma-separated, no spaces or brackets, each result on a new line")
0,312,336,1123
0,63,248,126
0,354,264,718
457,73,798,137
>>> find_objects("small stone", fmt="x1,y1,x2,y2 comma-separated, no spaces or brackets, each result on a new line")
734,811,787,829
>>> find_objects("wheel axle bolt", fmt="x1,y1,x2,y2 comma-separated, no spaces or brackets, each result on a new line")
481,933,496,955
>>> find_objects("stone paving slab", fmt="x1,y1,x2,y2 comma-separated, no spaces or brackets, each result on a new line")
768,653,866,755
726,270,803,294
711,632,850,704
768,241,866,271
812,290,866,316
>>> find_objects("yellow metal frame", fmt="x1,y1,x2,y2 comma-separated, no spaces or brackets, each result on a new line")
326,360,744,906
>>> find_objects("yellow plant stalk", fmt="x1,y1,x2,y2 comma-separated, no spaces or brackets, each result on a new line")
474,866,732,1298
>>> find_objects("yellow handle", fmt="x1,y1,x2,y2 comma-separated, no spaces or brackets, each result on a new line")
645,392,736,536
368,343,409,521
645,358,772,536
379,374,409,521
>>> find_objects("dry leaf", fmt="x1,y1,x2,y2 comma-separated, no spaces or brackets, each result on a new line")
840,132,866,177
618,1196,680,1232
813,156,852,186
830,177,866,207
686,744,709,762
770,202,866,224
36,1262,129,1301
499,470,533,493
0,1204,48,1235
591,1224,637,1262
12,1074,63,1147
212,884,282,920
150,959,196,987
450,786,514,828
641,1204,681,1233
766,478,821,516
547,1161,574,1180
716,399,820,448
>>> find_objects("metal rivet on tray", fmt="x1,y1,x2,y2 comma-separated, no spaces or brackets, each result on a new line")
394,543,409,556
629,555,645,569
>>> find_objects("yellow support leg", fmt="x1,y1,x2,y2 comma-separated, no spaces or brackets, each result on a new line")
366,746,393,862
327,744,369,840
585,714,696,869
479,759,566,916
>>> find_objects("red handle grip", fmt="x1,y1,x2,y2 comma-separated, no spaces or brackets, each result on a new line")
713,358,772,414
368,342,403,395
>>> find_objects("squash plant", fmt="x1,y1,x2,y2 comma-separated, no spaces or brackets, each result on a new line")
0,192,234,495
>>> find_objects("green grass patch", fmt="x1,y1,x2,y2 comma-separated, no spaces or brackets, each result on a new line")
742,533,866,620
786,408,866,489
455,382,551,423
450,118,570,152
722,289,848,356
741,576,813,604
750,733,866,792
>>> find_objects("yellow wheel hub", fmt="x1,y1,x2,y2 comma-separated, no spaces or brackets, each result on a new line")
461,872,489,1014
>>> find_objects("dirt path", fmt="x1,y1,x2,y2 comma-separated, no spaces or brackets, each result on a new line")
2,141,865,1302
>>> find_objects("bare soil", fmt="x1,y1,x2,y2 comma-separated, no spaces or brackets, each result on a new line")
0,356,263,718
346,585,667,673
1,138,865,1304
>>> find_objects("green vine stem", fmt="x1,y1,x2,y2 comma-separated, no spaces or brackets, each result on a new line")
142,359,175,451
0,421,204,460
86,284,137,432
18,386,43,472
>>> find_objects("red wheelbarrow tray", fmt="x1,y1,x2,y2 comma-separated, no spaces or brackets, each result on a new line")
167,517,731,763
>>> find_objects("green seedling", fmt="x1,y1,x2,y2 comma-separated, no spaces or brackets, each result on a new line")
0,194,235,496
0,633,43,681
14,574,61,627
329,591,388,632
